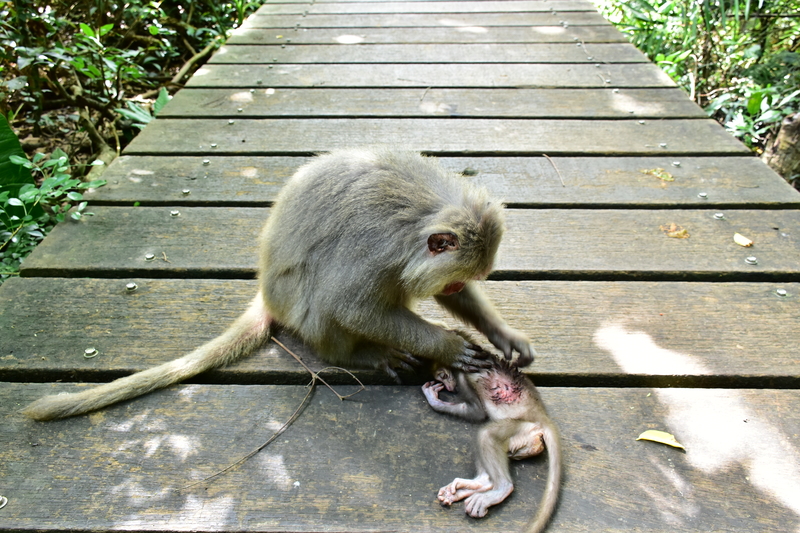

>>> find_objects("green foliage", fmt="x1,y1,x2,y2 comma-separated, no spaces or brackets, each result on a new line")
1,133,106,284
115,87,170,129
0,1,263,282
0,114,34,193
0,0,262,149
595,0,800,151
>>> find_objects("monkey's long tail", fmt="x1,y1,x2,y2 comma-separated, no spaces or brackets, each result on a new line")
22,294,273,421
524,423,562,533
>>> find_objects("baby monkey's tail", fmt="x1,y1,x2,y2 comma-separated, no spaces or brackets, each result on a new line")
22,295,272,421
525,423,562,533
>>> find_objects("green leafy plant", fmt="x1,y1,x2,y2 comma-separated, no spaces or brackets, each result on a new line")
595,0,800,153
115,87,171,129
1,139,106,283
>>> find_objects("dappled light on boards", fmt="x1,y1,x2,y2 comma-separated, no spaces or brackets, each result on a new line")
594,323,800,525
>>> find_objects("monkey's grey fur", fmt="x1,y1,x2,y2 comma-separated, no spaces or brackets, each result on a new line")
23,148,536,421
423,357,560,533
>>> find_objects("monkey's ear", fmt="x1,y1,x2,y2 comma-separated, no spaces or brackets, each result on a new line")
428,232,460,255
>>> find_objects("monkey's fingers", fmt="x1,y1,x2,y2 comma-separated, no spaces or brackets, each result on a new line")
390,349,422,369
452,349,493,372
381,363,403,384
512,343,538,367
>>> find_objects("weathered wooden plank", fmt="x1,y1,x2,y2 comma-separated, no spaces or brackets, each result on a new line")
2,278,798,384
18,207,800,279
158,88,705,119
256,1,598,14
242,11,609,27
228,25,627,44
187,63,675,88
123,118,746,156
209,43,647,64
2,383,799,532
89,155,799,208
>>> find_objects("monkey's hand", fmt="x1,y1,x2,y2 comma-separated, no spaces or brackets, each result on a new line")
486,326,537,367
451,342,493,373
422,381,449,409
378,349,421,383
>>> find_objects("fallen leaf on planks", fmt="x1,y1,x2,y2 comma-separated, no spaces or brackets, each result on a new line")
637,430,686,450
660,223,690,238
642,168,674,181
734,233,754,247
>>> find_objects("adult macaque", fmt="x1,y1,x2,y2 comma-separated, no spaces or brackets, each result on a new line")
422,354,561,533
24,148,535,421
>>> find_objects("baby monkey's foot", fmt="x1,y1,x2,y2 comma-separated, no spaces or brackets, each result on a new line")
438,473,492,506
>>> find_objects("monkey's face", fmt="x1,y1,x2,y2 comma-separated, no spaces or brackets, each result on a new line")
434,367,457,391
401,198,505,298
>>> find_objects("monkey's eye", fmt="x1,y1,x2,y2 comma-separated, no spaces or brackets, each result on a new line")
427,232,460,255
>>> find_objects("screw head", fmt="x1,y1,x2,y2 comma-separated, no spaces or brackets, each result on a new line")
145,253,155,261
745,256,758,265
659,143,667,148
237,107,244,112
210,143,218,148
84,348,98,358
228,119,235,125
672,161,681,167
170,210,180,217
698,192,708,199
203,159,210,166
126,282,138,291
256,79,263,85
638,120,646,125
182,189,191,196
713,213,725,220
776,288,788,297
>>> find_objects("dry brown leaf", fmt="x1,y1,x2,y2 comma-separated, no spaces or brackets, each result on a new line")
642,168,674,181
637,430,686,450
660,223,690,238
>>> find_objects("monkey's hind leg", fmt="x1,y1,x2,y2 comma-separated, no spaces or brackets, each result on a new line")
455,419,523,518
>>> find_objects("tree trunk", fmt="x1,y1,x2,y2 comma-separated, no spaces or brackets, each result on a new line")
762,113,800,190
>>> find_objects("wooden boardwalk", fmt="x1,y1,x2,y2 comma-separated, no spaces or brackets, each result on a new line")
2,0,800,531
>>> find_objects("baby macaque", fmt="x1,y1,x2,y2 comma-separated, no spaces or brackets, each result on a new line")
423,354,561,533
24,148,536,421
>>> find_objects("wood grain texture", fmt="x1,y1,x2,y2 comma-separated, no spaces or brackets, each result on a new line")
2,278,798,385
185,62,676,88
158,88,706,119
18,207,800,279
242,11,609,27
209,42,647,64
122,118,747,156
2,383,799,532
256,1,598,14
228,25,628,44
89,155,799,208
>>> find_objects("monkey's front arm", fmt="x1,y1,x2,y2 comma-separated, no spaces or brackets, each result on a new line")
435,282,536,366
422,379,487,423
